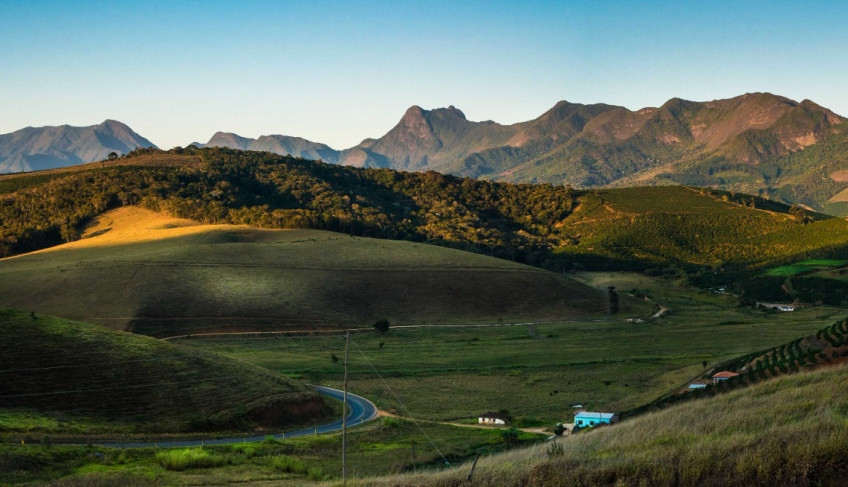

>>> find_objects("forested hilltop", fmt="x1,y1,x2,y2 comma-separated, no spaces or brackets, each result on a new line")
2,147,847,275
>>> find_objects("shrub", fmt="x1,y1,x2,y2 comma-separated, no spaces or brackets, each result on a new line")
154,448,227,471
546,441,564,459
501,427,520,445
269,455,307,474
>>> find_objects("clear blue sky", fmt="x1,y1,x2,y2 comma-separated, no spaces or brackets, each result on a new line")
2,0,847,149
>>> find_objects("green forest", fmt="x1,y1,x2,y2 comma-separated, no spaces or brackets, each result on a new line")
3,147,847,279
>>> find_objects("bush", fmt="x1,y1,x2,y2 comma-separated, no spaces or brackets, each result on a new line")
154,448,227,471
501,427,520,445
269,454,307,473
546,441,564,459
373,319,390,333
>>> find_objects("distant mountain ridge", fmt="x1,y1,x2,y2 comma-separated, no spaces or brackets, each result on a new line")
196,92,845,179
5,93,848,213
339,93,845,184
0,120,157,173
199,131,340,163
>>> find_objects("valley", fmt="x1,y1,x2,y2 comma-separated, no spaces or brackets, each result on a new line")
2,147,848,486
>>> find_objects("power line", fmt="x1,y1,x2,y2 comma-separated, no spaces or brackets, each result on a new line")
350,336,451,467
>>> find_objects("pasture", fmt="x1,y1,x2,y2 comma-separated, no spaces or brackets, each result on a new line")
765,259,848,277
182,272,845,427
0,418,541,486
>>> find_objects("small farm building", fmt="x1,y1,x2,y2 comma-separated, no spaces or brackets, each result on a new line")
712,371,739,384
478,412,506,425
688,383,707,390
574,411,618,427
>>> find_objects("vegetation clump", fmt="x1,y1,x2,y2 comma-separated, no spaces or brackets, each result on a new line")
155,448,227,471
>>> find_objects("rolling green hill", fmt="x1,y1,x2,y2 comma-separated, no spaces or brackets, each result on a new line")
0,206,613,336
553,186,848,271
0,307,331,436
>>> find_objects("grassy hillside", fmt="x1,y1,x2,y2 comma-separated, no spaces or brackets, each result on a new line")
0,206,611,336
357,363,848,486
0,307,331,437
555,186,848,271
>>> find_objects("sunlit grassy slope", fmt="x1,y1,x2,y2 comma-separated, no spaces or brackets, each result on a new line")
0,207,621,336
556,186,848,269
0,307,330,436
357,363,848,487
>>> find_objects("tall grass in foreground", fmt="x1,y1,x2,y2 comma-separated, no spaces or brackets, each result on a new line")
154,447,228,471
348,363,848,486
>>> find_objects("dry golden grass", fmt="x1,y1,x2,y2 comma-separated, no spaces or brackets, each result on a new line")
344,363,848,486
28,206,212,253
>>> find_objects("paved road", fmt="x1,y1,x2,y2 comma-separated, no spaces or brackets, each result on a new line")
97,386,378,448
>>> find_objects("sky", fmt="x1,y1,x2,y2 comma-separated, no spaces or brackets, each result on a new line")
2,0,848,150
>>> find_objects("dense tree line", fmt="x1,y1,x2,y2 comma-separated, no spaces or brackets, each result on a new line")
2,147,847,277
0,148,576,265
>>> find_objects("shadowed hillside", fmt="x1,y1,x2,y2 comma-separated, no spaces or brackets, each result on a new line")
0,207,612,336
0,307,331,436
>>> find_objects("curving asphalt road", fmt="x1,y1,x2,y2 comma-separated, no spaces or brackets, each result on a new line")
97,386,378,448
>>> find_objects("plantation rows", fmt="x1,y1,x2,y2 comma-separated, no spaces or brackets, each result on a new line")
623,318,848,419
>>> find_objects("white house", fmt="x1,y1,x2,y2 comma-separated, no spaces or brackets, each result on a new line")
478,412,506,425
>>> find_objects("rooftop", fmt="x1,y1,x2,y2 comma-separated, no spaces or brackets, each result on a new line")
712,371,740,379
575,411,617,419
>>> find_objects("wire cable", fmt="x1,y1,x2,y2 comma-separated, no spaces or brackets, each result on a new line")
350,336,451,467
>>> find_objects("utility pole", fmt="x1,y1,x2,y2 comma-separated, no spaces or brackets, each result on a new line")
342,331,350,486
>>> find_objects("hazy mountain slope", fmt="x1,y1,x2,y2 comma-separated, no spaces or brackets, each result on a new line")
468,94,844,186
335,94,846,212
0,120,157,173
340,105,517,171
202,131,340,162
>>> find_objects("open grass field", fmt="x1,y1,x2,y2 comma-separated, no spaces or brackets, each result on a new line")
0,417,542,486
181,272,845,428
765,259,848,277
354,362,848,487
0,207,613,336
0,308,331,437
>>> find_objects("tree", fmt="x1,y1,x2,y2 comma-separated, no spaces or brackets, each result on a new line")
553,423,566,436
108,152,118,160
608,286,619,314
373,318,390,333
500,427,519,445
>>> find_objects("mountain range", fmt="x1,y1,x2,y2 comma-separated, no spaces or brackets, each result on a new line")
0,120,157,173
5,93,848,213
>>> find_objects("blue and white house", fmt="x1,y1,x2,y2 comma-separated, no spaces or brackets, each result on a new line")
574,411,619,427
